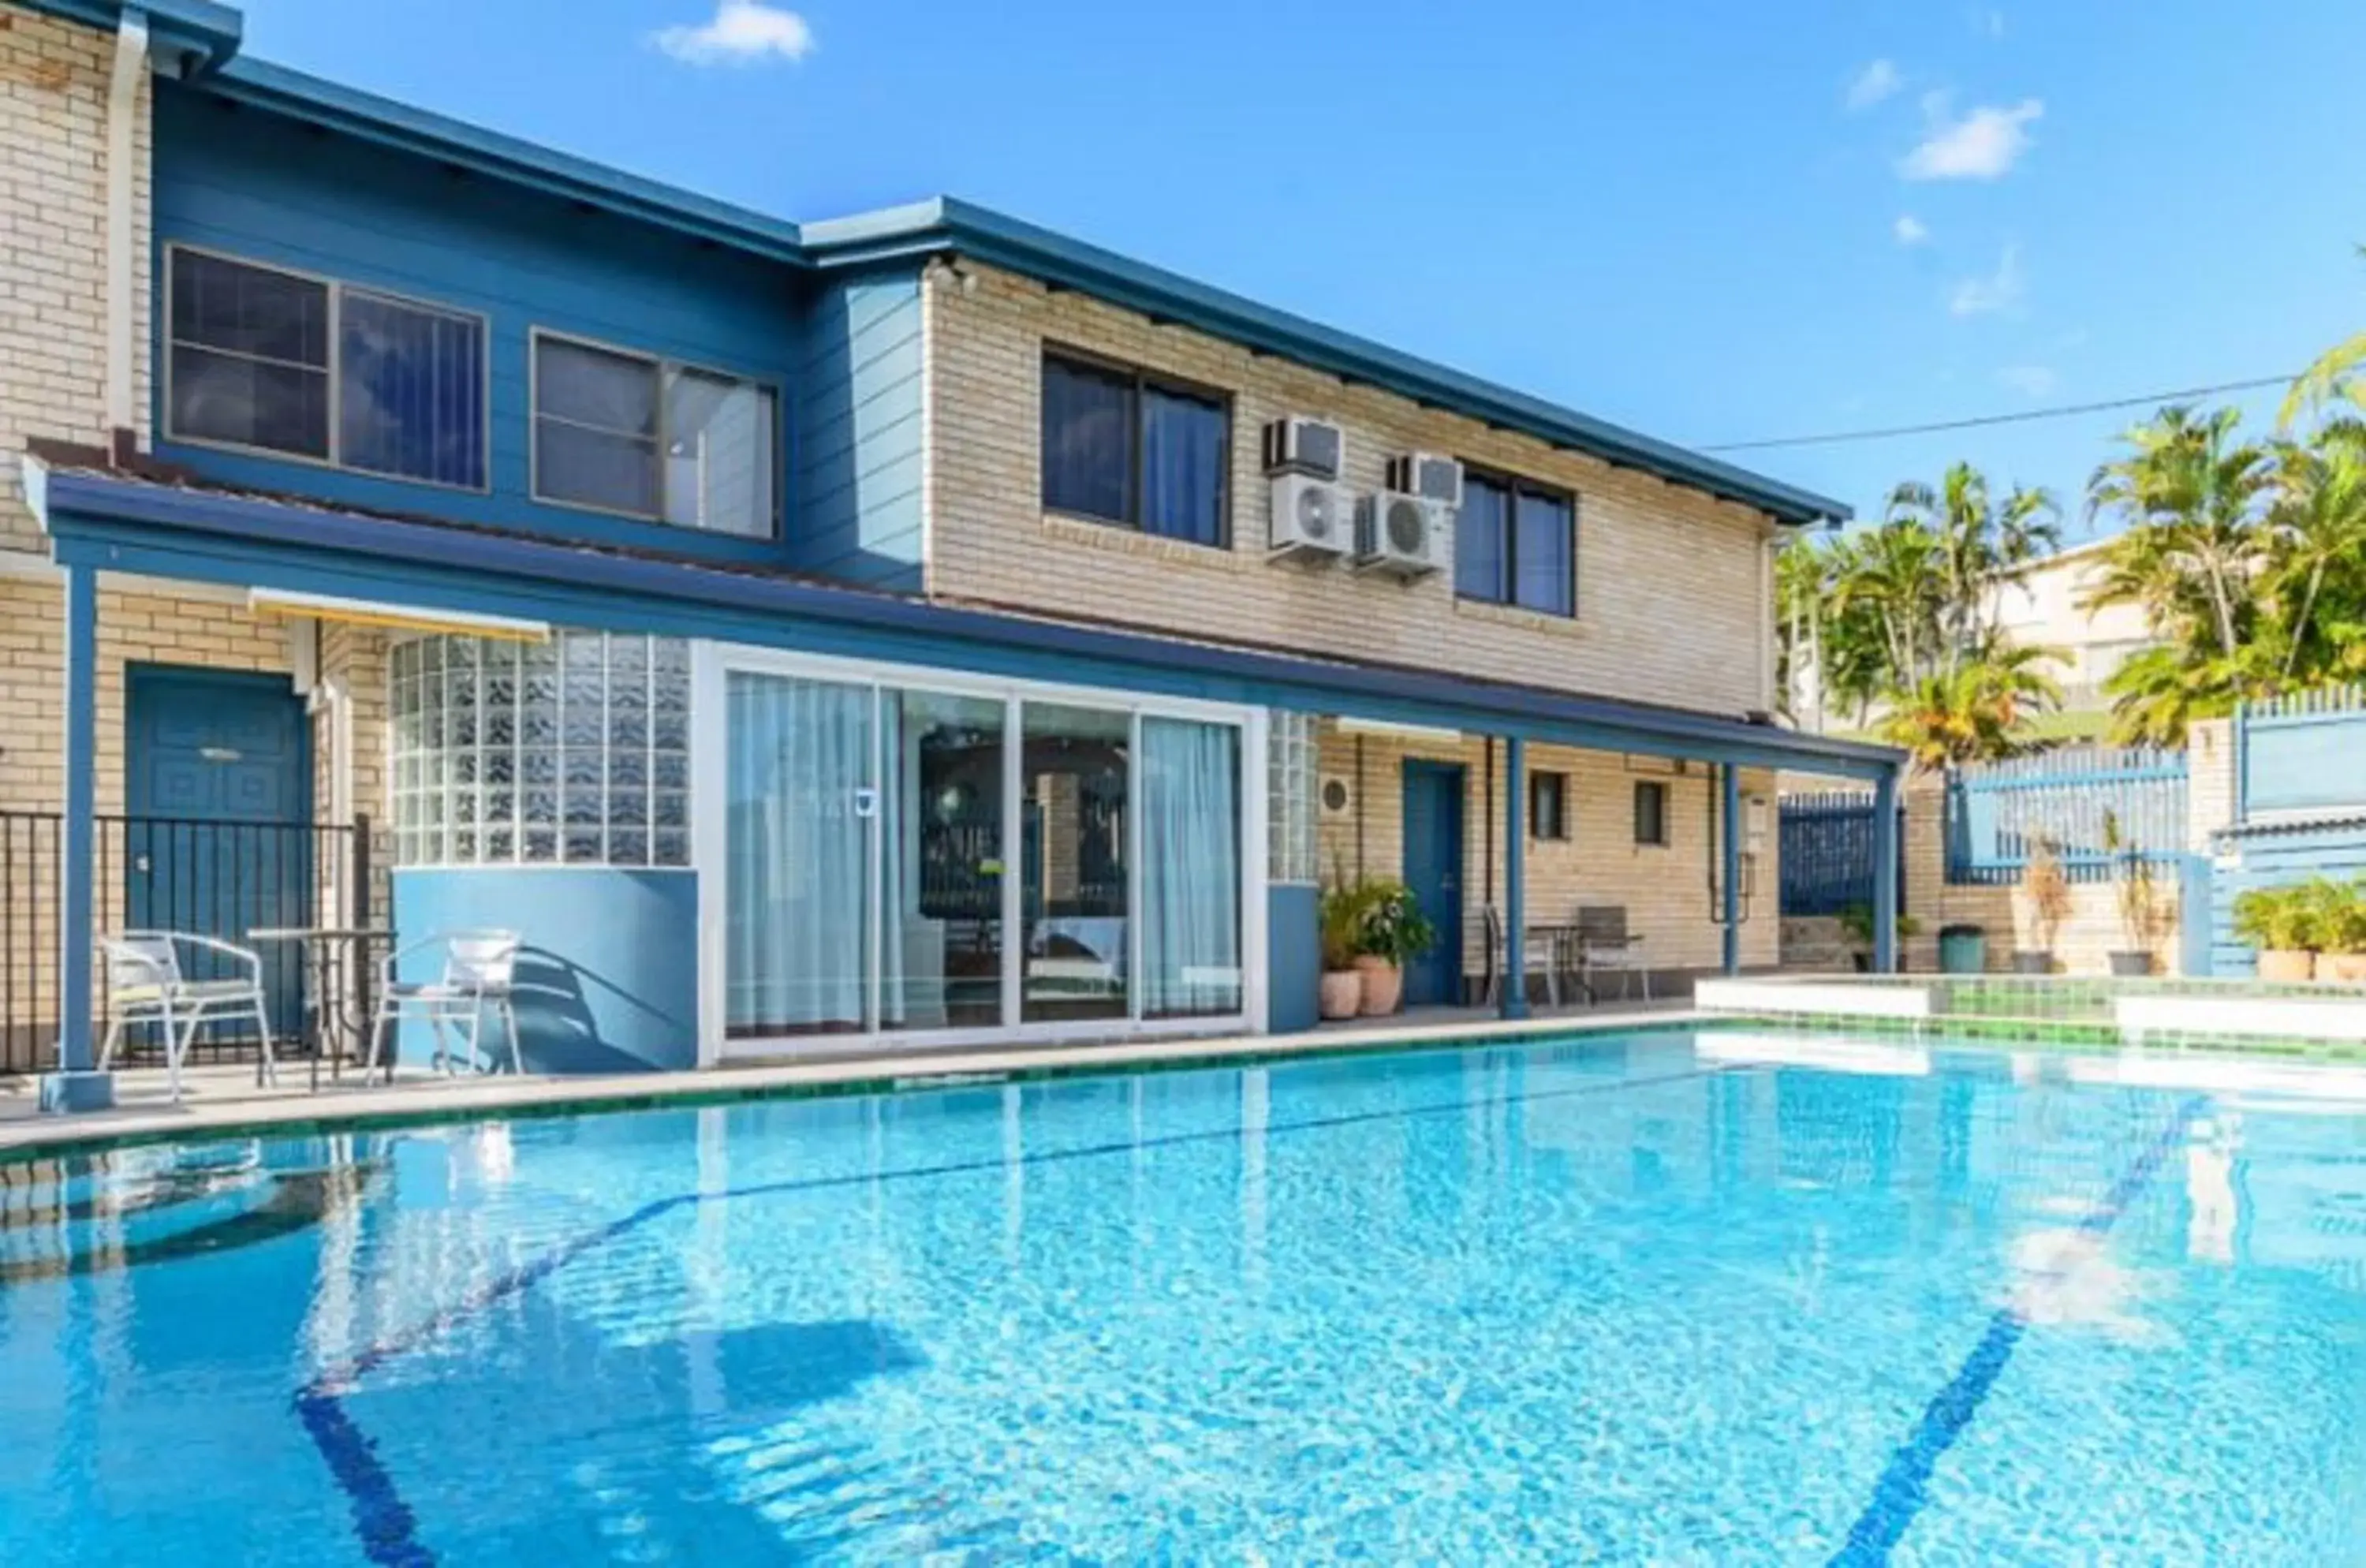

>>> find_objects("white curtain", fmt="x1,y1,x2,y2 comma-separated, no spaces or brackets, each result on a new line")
726,673,873,1034
1140,717,1242,1017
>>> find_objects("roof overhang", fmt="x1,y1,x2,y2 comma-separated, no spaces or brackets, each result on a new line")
32,466,1898,781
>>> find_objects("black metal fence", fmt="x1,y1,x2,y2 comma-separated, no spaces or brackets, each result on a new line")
0,812,374,1077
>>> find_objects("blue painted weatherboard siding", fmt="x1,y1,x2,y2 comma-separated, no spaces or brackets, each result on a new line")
389,867,700,1073
2207,823,2366,977
792,273,926,590
149,81,804,569
1267,883,1319,1034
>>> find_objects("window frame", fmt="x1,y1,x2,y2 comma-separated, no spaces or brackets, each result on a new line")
528,326,783,539
1039,344,1234,550
1528,770,1570,842
162,242,493,494
1633,779,1671,848
1454,461,1579,619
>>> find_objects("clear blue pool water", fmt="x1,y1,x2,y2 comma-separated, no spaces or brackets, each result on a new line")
4,1027,2364,1564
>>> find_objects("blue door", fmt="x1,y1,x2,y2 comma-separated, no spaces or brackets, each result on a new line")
125,666,312,1044
1400,761,1466,1006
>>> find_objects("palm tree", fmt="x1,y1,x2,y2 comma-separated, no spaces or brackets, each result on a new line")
2264,424,2366,680
1883,461,2061,670
2085,405,2275,661
1876,646,2063,769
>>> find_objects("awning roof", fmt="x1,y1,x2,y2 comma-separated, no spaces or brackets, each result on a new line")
30,461,1900,781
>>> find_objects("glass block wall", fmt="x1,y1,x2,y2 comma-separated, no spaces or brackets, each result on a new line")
1267,709,1319,885
388,632,692,868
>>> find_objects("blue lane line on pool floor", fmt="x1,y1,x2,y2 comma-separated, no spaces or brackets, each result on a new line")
1828,1093,2209,1567
296,1058,1748,1566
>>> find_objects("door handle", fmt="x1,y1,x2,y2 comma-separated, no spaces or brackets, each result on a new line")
134,854,151,875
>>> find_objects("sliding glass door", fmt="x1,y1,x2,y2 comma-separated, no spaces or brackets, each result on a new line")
724,671,873,1037
717,657,1249,1047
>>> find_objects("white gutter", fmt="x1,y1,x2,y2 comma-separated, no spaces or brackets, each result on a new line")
105,9,151,442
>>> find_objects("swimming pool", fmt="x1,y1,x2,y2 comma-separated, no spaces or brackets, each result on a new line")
3,1026,2362,1563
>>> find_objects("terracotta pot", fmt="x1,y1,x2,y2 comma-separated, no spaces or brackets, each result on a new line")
2256,948,2316,984
1319,969,1364,1020
2320,952,2366,984
1354,955,1403,1015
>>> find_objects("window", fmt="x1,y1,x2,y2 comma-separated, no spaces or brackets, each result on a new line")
1041,352,1229,546
166,247,486,488
532,332,777,536
1455,468,1576,618
1529,771,1569,841
1634,780,1670,847
389,632,691,868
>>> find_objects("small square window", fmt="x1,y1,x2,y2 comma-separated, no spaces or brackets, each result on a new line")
1528,771,1569,842
1634,781,1670,847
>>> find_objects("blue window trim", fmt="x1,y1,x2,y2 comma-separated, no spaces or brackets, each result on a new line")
1040,345,1232,550
162,241,494,495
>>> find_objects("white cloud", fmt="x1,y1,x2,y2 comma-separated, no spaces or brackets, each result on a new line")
1979,8,2007,39
652,0,814,65
1950,245,2026,315
1894,215,1931,246
1901,97,2043,181
1845,58,1903,111
1997,364,2057,398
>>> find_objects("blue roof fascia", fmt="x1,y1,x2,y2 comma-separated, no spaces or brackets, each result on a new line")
198,57,812,266
17,0,241,70
802,198,1853,528
39,471,1899,779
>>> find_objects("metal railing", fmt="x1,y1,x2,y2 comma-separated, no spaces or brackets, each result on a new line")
1945,745,2188,885
0,812,375,1077
1778,792,1906,917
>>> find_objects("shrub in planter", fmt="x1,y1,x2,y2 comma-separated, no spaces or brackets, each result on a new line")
2233,884,2319,984
1317,883,1371,1019
2016,836,2071,975
2308,878,2366,984
1839,905,1920,972
1351,879,1437,1017
2103,809,2171,978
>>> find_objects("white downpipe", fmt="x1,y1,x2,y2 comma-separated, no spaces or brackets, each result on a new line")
105,11,151,440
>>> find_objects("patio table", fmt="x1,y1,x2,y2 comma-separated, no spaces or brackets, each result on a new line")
246,926,394,1090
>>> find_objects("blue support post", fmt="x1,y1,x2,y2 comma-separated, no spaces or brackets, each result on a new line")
1502,735,1529,1020
1722,763,1741,976
1872,766,1901,975
40,562,111,1113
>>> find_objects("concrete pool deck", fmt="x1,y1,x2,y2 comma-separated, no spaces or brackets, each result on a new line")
0,999,1694,1157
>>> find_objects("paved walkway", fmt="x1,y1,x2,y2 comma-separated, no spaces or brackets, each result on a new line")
0,1000,1695,1155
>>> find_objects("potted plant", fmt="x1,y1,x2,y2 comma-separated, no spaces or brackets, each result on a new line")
2234,884,2318,984
2015,836,2071,975
2317,879,2366,984
1317,882,1370,1020
1838,904,1921,972
1351,878,1437,1016
2102,809,2170,977
2312,879,2366,984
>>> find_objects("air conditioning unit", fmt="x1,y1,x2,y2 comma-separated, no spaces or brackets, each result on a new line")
1387,451,1465,510
1269,472,1352,562
1355,490,1448,578
1263,416,1345,481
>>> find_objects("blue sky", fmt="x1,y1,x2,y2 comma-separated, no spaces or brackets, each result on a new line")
237,0,2366,532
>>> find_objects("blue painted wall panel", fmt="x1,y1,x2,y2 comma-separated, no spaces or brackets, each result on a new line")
793,272,926,590
2244,713,2366,817
151,82,806,569
1267,883,1319,1035
390,867,700,1073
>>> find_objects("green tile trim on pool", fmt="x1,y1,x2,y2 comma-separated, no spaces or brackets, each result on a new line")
1715,1009,2366,1061
0,1016,1718,1167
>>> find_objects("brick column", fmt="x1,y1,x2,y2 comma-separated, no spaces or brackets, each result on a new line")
1901,773,1946,972
2187,717,2237,850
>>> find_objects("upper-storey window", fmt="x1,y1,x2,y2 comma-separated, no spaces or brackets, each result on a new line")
531,332,778,538
1041,350,1229,547
166,247,487,490
1455,467,1576,618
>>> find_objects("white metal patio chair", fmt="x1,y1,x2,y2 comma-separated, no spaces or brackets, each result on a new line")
98,931,278,1103
371,929,523,1081
1480,905,1563,1009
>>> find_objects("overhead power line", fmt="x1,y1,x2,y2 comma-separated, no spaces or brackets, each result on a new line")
1700,373,2299,454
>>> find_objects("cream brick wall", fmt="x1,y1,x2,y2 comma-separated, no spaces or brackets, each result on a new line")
926,263,1781,716
0,4,149,556
1312,724,1778,985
